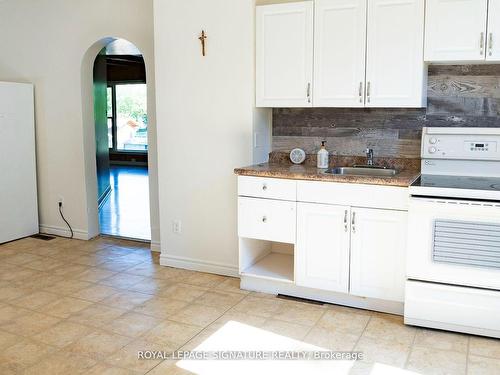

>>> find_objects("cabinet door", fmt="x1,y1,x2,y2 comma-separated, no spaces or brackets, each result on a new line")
425,0,488,61
365,0,425,107
350,207,407,302
313,0,367,107
296,203,350,293
256,2,313,107
487,0,500,60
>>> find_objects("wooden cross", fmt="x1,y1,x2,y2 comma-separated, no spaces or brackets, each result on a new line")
198,30,207,57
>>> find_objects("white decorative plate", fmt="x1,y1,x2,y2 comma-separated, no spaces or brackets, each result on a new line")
290,148,306,164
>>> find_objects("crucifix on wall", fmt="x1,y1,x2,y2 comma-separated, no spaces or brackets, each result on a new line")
198,30,207,57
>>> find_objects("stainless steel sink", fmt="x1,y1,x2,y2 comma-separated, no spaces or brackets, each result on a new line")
324,166,397,177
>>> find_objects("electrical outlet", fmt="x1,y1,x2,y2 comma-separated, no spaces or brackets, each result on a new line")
172,220,182,234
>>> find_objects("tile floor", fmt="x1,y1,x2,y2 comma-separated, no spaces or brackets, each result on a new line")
99,165,151,241
0,236,499,374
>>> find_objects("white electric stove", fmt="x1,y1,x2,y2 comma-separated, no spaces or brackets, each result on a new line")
405,127,500,338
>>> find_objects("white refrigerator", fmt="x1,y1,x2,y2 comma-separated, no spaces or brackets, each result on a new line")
0,82,39,244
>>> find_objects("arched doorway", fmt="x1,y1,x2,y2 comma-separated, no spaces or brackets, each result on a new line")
94,39,150,241
81,37,157,244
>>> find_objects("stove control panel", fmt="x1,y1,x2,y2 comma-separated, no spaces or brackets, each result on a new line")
421,128,500,160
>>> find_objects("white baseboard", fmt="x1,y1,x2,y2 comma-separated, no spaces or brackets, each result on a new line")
150,241,161,253
39,224,89,241
160,254,238,277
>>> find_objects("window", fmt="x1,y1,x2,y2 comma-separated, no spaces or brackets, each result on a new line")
106,83,148,152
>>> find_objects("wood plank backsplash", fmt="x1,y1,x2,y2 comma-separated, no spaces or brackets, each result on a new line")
272,65,500,158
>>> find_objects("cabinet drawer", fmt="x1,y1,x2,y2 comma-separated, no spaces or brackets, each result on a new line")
238,176,297,201
238,197,296,244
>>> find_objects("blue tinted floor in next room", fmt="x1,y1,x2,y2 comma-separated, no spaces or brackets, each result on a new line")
99,165,151,241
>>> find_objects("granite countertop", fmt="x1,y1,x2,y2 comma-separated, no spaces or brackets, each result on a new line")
234,153,421,187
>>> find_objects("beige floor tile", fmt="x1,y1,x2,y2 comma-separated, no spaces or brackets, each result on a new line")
3,252,44,265
77,267,117,282
214,277,249,295
316,308,370,336
273,301,325,327
23,257,67,271
14,273,65,290
10,290,61,309
100,290,153,310
158,283,208,302
232,295,285,318
1,310,61,336
468,355,500,375
86,362,143,374
0,266,40,282
106,312,162,338
406,346,467,375
69,304,127,327
196,290,246,309
169,303,227,327
141,319,203,347
0,330,21,350
0,338,56,373
363,314,417,345
65,330,133,360
414,328,469,353
125,277,175,295
70,284,120,302
469,336,500,359
24,351,97,375
355,336,411,368
152,266,194,281
37,296,93,318
0,284,32,301
43,279,93,295
260,318,312,341
98,259,144,273
99,273,147,289
183,272,227,288
33,320,95,348
304,326,359,351
214,311,267,328
122,262,164,278
0,304,30,324
52,263,91,278
105,339,165,372
133,296,188,319
71,254,108,266
147,360,194,375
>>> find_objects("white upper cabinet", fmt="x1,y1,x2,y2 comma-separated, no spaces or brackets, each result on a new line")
296,202,350,293
313,0,367,107
256,2,314,107
365,0,425,108
349,207,407,302
425,0,488,61
487,0,500,60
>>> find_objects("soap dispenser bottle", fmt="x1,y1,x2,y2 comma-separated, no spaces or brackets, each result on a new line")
317,141,329,169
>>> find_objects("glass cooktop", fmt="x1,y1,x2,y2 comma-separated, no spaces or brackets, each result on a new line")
412,175,500,191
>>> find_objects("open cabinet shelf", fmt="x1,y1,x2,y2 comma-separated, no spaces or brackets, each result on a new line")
241,252,294,283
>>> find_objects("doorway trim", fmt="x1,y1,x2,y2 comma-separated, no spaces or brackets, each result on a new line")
80,36,160,252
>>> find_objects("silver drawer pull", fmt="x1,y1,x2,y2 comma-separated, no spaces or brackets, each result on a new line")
358,82,363,103
480,32,485,55
351,211,356,233
262,216,267,223
489,33,493,56
344,210,348,232
262,184,267,191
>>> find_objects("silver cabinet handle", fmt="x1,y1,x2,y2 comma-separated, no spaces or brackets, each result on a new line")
480,32,485,55
489,33,493,56
344,210,348,232
262,216,267,223
351,211,356,233
307,83,311,103
366,82,371,103
358,82,363,103
262,184,267,191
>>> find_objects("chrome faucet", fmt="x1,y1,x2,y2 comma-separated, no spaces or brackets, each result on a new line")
365,148,374,166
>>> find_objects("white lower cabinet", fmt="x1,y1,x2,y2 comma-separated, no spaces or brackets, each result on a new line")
296,203,350,293
349,207,408,302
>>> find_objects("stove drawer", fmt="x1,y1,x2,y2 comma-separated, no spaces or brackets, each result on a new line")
405,280,500,338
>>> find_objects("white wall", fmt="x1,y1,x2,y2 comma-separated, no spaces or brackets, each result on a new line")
154,0,271,275
0,0,161,247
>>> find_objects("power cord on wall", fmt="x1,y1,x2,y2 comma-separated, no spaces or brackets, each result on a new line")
58,202,74,239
